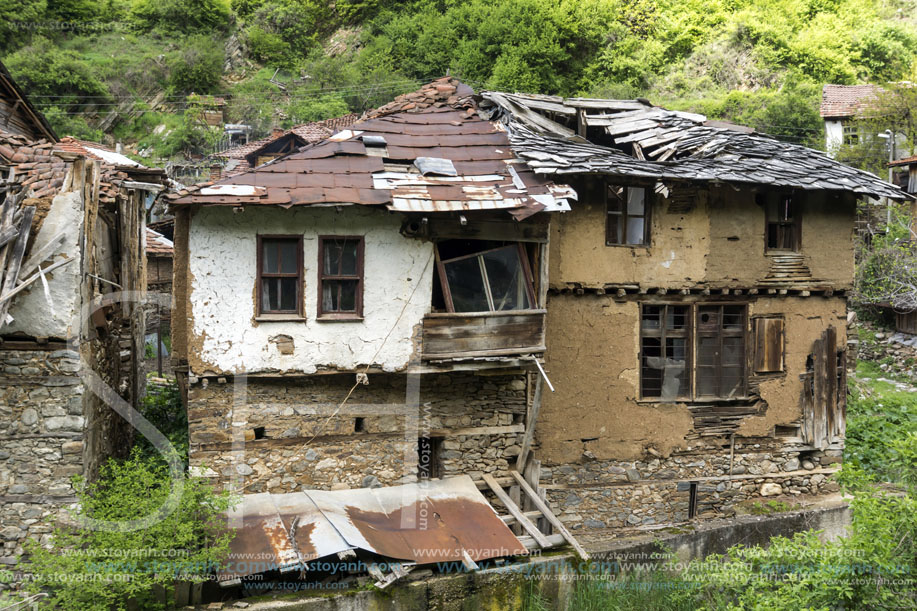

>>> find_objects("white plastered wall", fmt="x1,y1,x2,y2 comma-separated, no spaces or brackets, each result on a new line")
824,120,844,158
5,190,83,339
188,205,435,374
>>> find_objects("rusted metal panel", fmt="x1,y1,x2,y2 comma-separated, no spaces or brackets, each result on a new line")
220,476,525,584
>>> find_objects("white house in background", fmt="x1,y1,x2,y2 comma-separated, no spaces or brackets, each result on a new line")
820,84,880,156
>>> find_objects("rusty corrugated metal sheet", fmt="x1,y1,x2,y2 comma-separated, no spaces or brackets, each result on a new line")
219,476,525,584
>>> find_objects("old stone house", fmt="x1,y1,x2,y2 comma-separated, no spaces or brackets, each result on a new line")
170,80,906,548
0,61,168,564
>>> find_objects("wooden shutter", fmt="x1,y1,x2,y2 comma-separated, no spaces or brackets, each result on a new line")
753,317,785,373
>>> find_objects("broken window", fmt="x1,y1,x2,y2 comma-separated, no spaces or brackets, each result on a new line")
640,303,748,401
435,242,536,313
318,236,364,319
640,304,690,400
606,185,649,246
765,193,801,251
258,236,303,315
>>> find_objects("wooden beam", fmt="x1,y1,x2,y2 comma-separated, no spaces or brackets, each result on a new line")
517,376,544,471
509,471,590,560
482,474,551,548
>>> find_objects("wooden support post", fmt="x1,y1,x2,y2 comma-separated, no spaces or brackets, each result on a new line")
509,471,589,560
482,474,551,548
517,376,544,472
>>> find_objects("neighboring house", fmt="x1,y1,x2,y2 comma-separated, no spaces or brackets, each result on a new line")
145,228,173,375
820,84,880,155
207,114,360,177
0,61,169,564
169,78,905,571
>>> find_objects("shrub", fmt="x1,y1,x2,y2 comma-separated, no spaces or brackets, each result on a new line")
129,0,232,35
167,36,224,94
23,451,236,611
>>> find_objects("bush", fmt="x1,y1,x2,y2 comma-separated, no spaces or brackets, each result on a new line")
23,451,236,611
4,37,110,105
167,36,224,94
129,0,232,35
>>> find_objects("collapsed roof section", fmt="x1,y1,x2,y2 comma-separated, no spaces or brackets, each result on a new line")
169,78,575,217
480,92,908,201
219,476,527,586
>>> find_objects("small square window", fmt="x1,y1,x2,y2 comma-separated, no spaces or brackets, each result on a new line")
318,236,364,319
607,185,650,246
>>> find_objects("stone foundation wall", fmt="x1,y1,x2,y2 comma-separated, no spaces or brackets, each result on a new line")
187,372,528,493
0,349,84,565
541,438,842,531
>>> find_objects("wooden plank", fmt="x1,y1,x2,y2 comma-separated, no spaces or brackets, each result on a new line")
481,473,551,548
509,471,589,560
824,326,837,441
422,311,546,356
19,230,67,278
0,205,35,325
517,376,543,471
812,338,827,450
754,317,784,372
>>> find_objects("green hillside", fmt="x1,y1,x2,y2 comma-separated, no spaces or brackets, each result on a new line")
3,0,917,162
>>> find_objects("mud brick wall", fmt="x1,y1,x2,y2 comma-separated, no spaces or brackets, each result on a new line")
541,438,842,531
187,372,528,492
0,349,84,566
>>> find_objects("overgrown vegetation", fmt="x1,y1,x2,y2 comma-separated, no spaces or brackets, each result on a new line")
22,451,235,610
3,0,917,160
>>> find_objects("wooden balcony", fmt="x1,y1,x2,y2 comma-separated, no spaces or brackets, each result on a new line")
420,309,546,361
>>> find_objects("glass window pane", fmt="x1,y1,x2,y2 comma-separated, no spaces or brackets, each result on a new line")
339,280,358,311
607,185,624,212
722,337,744,367
606,214,622,244
666,306,688,330
697,336,717,367
723,306,743,330
641,337,662,397
721,367,743,397
279,241,297,274
697,368,717,396
340,240,358,276
322,281,338,312
627,187,645,215
642,305,661,330
698,307,719,330
263,241,278,273
444,257,490,313
482,247,531,311
323,242,342,275
661,337,688,400
626,217,644,245
279,277,297,311
263,278,279,312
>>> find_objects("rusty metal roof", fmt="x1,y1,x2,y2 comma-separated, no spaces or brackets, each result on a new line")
218,475,525,584
169,78,575,215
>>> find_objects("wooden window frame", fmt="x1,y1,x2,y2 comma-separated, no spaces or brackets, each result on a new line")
317,235,364,320
435,243,537,313
695,304,748,400
765,192,802,253
605,184,651,247
638,302,749,401
256,235,303,317
639,304,692,401
842,124,859,146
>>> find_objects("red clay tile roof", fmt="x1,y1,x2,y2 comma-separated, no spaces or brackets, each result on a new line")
0,129,67,198
214,114,361,161
146,228,173,256
820,84,880,119
169,78,573,216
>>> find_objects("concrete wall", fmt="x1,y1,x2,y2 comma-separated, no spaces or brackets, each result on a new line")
549,184,856,290
188,372,527,492
186,206,435,375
